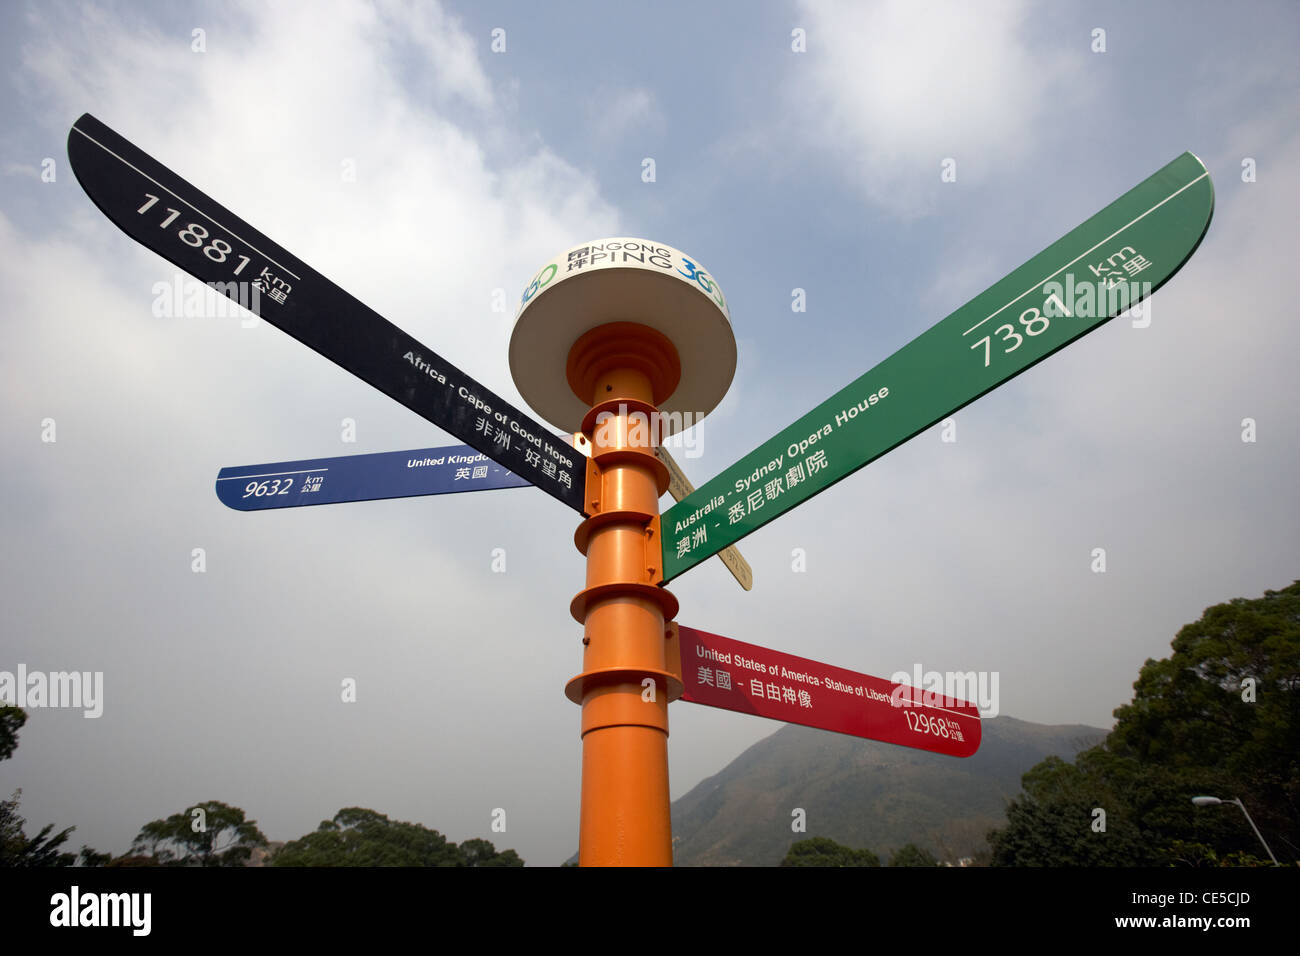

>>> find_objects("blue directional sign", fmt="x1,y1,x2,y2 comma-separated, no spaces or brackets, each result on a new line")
216,444,529,511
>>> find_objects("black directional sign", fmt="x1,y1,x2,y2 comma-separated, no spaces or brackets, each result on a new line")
67,113,586,513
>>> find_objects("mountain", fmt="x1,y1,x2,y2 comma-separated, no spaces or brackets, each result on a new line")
668,715,1105,866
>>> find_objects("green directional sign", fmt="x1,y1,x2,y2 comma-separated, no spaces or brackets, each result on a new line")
661,151,1214,583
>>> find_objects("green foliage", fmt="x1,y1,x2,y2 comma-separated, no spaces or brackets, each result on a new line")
780,836,880,867
0,788,75,866
0,707,100,867
459,837,524,867
272,807,523,867
989,581,1300,866
0,706,26,762
888,842,939,867
1162,840,1277,868
1109,581,1300,844
987,752,1156,866
77,845,113,867
130,800,267,866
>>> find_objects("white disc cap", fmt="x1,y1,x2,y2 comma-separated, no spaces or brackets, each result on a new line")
509,238,736,435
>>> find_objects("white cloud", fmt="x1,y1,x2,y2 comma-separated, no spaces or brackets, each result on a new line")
4,0,1296,868
16,0,617,405
586,87,666,146
1,0,620,866
787,0,1089,217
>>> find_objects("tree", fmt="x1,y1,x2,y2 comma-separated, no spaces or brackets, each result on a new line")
0,706,26,762
0,709,111,866
458,837,524,867
987,751,1157,866
131,800,267,866
0,788,75,867
78,845,114,867
888,843,940,867
989,581,1300,866
272,807,524,867
780,836,880,867
1109,581,1300,852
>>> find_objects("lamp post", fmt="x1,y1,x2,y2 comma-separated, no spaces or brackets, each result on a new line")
1190,795,1281,865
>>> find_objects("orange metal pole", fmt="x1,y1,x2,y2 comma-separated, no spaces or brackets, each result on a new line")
565,324,682,866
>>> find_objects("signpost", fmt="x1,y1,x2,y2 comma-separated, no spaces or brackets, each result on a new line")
215,443,528,511
671,625,980,757
513,238,739,867
67,114,586,512
68,112,1216,867
661,152,1214,581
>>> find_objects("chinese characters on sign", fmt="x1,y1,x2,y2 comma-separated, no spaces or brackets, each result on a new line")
674,625,981,757
68,113,587,512
216,444,529,511
662,152,1213,581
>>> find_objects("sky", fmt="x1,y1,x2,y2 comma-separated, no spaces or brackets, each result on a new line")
1,0,1297,867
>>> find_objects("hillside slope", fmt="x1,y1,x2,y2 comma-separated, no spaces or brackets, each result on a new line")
669,715,1104,866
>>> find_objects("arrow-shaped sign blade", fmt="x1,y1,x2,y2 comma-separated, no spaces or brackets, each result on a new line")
216,443,530,511
661,152,1214,582
655,445,753,591
67,114,586,514
670,624,981,757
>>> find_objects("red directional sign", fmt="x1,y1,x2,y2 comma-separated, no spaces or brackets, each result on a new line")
673,625,981,757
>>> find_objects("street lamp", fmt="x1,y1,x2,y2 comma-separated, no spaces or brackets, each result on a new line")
1191,795,1281,865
